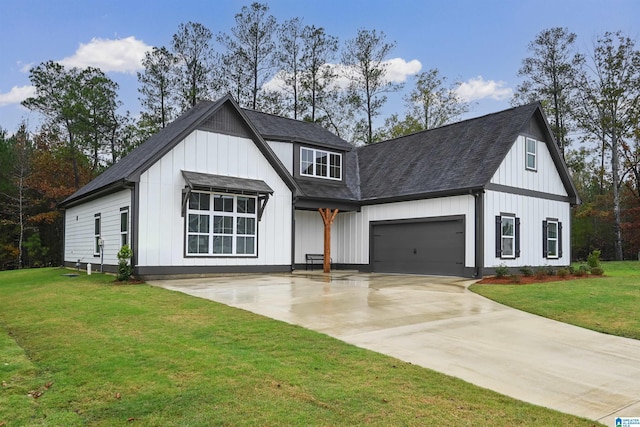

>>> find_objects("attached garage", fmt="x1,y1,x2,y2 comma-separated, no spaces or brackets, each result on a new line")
371,216,465,276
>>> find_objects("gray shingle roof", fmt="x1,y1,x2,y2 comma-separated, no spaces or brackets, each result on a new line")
242,109,352,151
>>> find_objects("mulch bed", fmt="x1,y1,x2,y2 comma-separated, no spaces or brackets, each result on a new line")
477,274,600,285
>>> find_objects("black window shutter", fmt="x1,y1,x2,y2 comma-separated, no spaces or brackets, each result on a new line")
495,216,502,257
515,217,521,258
558,222,563,258
542,220,548,258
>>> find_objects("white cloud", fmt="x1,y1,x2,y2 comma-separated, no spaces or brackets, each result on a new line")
384,58,422,83
58,36,152,74
455,76,512,102
0,85,36,107
262,58,421,93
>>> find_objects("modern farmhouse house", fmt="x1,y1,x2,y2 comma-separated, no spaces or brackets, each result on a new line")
60,94,579,278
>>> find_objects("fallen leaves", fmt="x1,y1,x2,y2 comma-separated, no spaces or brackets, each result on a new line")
27,382,53,399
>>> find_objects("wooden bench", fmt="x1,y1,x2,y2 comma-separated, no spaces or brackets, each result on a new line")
305,253,331,270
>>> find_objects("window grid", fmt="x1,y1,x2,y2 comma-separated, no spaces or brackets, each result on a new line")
120,208,129,247
547,220,558,258
186,192,257,256
300,147,342,180
94,214,101,256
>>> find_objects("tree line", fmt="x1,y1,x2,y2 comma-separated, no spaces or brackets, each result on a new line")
0,2,639,269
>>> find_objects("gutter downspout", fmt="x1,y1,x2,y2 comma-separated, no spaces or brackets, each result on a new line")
474,190,485,278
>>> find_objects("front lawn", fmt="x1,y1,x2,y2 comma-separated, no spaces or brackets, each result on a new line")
471,261,640,340
0,268,598,426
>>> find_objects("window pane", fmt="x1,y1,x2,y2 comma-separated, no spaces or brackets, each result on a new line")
237,217,255,235
121,234,127,247
548,240,557,257
213,236,232,254
189,214,209,233
501,218,514,236
189,193,210,210
316,152,327,177
301,148,314,175
237,236,255,255
329,153,341,179
188,235,209,254
548,222,558,238
526,153,536,169
95,218,100,235
121,211,128,232
502,237,514,257
213,216,233,234
237,197,256,214
214,195,233,212
526,138,536,154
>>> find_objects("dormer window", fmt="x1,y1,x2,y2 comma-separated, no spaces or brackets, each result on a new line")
300,147,342,180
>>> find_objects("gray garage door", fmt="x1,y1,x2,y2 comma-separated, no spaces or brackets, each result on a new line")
371,218,465,276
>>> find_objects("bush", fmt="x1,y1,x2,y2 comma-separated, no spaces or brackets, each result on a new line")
534,267,547,280
510,274,521,284
547,268,556,276
519,266,533,277
567,265,576,274
590,267,605,276
575,265,589,277
495,264,509,278
557,268,569,278
117,245,133,282
587,250,601,268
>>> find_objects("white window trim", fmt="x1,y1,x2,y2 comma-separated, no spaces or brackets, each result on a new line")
300,147,342,180
547,220,559,259
186,191,258,257
94,214,101,256
120,207,129,248
525,137,537,171
501,215,516,259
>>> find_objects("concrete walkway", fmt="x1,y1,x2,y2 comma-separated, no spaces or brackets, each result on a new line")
149,271,640,425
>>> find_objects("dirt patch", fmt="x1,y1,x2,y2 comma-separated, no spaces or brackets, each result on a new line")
477,274,600,285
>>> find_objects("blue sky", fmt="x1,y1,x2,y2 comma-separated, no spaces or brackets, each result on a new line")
1,0,639,134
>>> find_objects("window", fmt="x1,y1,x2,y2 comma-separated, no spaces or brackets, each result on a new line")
495,215,520,259
525,137,537,171
94,214,101,256
186,191,257,256
120,207,129,247
300,147,342,180
543,219,562,259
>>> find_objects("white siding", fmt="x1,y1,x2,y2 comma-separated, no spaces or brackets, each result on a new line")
491,136,567,196
137,130,292,267
295,195,476,267
266,140,293,174
64,190,131,266
484,190,571,268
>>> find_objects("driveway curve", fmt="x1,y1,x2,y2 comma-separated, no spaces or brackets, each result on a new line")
149,271,640,425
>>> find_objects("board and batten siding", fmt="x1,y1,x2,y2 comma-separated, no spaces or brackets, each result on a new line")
295,195,476,267
137,129,292,268
266,140,293,175
484,190,570,268
64,189,131,266
491,135,567,196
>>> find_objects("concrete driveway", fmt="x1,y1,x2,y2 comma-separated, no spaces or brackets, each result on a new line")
149,271,640,425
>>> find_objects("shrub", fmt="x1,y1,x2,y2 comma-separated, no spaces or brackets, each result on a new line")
547,268,556,276
567,265,576,274
587,250,601,268
519,266,533,277
590,267,605,276
557,268,569,278
117,245,133,282
575,265,589,277
534,267,547,280
495,264,509,278
510,274,521,284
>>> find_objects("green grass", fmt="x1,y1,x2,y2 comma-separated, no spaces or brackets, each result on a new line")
471,261,640,340
0,268,599,426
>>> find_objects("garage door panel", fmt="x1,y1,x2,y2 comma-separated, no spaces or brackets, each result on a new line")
372,219,464,276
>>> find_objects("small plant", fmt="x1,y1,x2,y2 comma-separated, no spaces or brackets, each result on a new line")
557,268,569,278
510,274,521,284
547,268,556,276
117,245,133,282
495,264,509,278
534,267,547,280
587,250,601,269
590,267,605,276
575,265,589,277
519,266,533,277
567,265,576,274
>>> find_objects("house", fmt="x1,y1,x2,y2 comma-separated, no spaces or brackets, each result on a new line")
59,94,579,278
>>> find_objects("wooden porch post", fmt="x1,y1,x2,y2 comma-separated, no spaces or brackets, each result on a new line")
318,208,339,273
